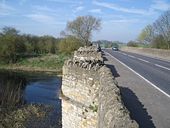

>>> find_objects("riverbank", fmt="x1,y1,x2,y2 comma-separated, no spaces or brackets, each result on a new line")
0,68,62,128
0,104,61,128
0,53,71,74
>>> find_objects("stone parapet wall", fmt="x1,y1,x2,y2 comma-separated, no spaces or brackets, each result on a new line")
62,64,99,128
73,46,103,62
98,66,138,128
61,46,138,128
62,65,99,106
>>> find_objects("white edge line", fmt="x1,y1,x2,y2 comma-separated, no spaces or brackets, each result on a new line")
155,64,170,71
105,51,170,98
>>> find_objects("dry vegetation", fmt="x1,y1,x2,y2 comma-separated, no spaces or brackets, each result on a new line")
0,104,61,128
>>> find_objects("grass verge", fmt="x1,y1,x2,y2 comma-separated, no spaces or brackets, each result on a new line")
0,53,71,74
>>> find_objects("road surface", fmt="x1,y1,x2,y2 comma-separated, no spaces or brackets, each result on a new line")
103,49,170,128
104,49,170,97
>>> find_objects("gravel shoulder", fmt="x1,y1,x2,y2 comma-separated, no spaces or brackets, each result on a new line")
104,52,170,128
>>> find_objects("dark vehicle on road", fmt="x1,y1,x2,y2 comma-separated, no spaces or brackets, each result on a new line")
112,47,119,51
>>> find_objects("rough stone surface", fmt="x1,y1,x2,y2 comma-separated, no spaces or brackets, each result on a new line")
98,66,138,128
61,46,139,128
61,65,99,128
65,46,104,71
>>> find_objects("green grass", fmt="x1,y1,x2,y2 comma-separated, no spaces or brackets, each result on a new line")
136,44,151,48
0,53,71,73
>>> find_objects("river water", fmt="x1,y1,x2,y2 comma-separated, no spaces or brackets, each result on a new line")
0,70,61,106
0,70,62,127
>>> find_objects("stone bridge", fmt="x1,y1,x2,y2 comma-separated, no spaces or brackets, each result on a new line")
60,46,139,128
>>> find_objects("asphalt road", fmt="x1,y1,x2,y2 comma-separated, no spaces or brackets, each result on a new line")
104,49,170,97
103,49,170,128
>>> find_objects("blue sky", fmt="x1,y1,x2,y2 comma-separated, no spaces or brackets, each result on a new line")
0,0,170,42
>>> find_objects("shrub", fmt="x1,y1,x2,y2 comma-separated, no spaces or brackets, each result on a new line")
58,36,82,54
127,41,138,47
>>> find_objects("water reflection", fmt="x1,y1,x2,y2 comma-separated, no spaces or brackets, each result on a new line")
0,70,27,107
0,70,61,107
0,70,62,127
25,75,61,106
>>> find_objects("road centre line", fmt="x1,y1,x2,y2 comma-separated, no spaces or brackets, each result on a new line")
155,64,170,71
127,55,136,58
105,51,170,98
119,51,170,71
120,51,149,63
137,58,150,63
122,53,127,55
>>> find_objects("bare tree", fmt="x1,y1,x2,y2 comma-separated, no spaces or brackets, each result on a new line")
153,9,170,49
138,24,154,44
66,15,101,46
60,30,66,37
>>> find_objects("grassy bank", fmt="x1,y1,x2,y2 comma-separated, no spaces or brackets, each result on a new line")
0,53,71,74
121,46,170,61
0,104,61,128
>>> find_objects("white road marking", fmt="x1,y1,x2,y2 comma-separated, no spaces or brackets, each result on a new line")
105,51,170,98
155,64,170,71
119,51,170,70
137,58,150,63
128,55,136,58
122,53,127,56
120,51,149,63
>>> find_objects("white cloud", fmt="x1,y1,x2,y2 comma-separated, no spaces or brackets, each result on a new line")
33,5,57,13
73,6,84,13
46,0,82,4
26,13,65,25
93,0,170,16
93,0,149,15
88,9,102,13
104,19,140,24
0,2,15,16
26,14,54,22
31,5,63,18
151,0,170,11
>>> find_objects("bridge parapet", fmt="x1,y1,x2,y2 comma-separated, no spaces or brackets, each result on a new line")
65,46,103,71
61,46,138,128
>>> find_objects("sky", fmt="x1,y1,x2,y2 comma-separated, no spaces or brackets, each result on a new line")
0,0,170,42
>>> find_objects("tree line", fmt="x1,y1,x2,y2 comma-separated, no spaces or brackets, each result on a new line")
0,15,101,64
93,40,124,48
0,27,62,63
137,9,170,49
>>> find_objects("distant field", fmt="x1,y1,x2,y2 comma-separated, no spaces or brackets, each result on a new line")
121,47,170,61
